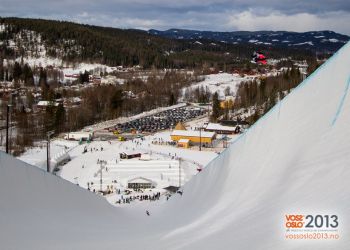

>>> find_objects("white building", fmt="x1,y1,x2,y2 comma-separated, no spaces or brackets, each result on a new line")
37,101,59,109
107,159,184,189
127,177,157,189
64,132,93,141
205,123,238,134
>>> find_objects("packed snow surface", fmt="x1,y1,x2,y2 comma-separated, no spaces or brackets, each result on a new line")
17,128,219,206
1,42,350,249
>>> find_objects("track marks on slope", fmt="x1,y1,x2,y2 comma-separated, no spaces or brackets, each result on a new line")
331,76,350,126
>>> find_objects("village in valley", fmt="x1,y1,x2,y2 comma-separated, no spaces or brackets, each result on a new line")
1,9,349,248
0,18,321,207
15,82,249,206
0,51,312,207
0,52,313,207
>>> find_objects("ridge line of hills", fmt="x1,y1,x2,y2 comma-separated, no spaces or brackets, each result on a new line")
148,28,349,52
0,17,348,68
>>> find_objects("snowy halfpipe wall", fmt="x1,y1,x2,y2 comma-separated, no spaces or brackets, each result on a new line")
1,42,350,250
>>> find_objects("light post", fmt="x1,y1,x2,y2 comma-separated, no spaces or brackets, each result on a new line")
223,135,228,148
208,102,210,119
199,126,202,151
99,161,106,192
178,157,182,188
6,104,12,154
46,131,54,173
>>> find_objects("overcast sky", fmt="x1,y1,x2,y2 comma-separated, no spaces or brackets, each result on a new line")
0,0,349,35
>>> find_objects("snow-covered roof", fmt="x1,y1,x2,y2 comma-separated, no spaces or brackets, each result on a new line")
50,151,70,167
127,177,156,184
37,101,59,107
66,132,92,135
72,97,82,102
171,130,215,138
178,139,190,143
140,154,151,161
205,123,236,132
120,151,141,156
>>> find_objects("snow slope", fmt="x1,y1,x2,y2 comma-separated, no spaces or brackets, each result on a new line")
182,73,247,99
1,42,350,249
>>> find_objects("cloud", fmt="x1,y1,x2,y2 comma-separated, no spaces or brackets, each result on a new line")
0,0,349,34
226,10,350,34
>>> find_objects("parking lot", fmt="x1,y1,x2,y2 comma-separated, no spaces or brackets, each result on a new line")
113,106,206,133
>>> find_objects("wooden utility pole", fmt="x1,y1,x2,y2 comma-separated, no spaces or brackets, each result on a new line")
100,163,103,192
46,131,54,172
199,126,202,151
208,103,210,119
178,158,182,188
6,104,11,154
99,161,106,192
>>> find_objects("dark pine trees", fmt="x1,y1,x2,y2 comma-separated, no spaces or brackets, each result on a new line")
211,92,221,122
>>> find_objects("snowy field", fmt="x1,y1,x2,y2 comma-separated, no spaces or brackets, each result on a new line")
181,71,283,101
18,139,78,170
181,73,250,99
14,56,117,77
17,102,225,207
18,122,220,206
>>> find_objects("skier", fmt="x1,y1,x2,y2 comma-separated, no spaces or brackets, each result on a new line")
146,210,150,216
251,51,267,64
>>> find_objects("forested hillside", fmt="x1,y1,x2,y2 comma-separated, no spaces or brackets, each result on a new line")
0,17,315,69
149,29,349,52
